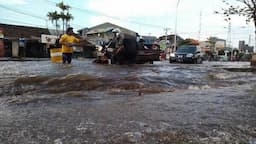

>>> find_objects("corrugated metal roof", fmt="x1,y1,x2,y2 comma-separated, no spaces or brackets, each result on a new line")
86,27,113,34
0,23,50,39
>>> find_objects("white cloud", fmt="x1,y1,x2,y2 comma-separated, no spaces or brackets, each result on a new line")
86,0,177,18
88,16,127,27
83,0,255,46
0,0,26,5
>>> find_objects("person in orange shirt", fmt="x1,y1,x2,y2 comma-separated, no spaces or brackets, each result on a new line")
59,27,80,64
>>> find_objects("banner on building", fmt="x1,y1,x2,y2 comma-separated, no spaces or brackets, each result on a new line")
41,34,58,44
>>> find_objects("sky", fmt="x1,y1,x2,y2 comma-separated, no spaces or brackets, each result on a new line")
0,0,255,48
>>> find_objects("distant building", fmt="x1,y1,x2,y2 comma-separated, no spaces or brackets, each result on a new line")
78,22,137,45
199,41,211,53
215,39,226,51
239,40,245,51
0,23,94,58
239,40,254,53
0,23,51,58
158,34,183,46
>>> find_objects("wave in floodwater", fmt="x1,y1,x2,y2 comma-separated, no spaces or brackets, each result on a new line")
1,70,253,97
8,74,175,95
0,61,255,104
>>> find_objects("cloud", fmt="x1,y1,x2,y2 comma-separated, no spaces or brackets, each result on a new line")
86,0,177,18
88,16,127,27
0,0,27,5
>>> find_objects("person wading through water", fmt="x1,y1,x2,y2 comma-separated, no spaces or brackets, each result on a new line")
111,28,137,64
59,27,80,64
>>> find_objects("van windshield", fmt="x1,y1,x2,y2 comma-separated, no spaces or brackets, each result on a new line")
176,45,197,53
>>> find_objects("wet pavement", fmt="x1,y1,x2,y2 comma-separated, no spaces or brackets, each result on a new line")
0,59,256,143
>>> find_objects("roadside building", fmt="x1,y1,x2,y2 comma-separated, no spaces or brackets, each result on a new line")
78,22,137,45
158,34,183,51
0,23,50,58
199,41,211,53
239,40,254,53
78,22,137,57
215,40,226,52
0,28,4,57
0,23,95,59
158,34,183,59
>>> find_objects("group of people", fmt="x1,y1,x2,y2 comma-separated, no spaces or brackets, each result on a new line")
59,26,139,65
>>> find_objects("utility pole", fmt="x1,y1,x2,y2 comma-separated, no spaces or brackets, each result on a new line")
249,34,251,46
226,22,232,47
198,10,202,41
174,0,180,51
164,27,171,59
164,27,170,48
164,27,170,45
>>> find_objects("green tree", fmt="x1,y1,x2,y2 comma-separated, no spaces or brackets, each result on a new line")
215,0,256,52
56,1,73,33
47,1,73,34
47,10,60,35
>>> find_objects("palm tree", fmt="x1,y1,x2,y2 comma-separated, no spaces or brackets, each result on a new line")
47,10,60,35
47,1,73,34
59,11,66,34
56,1,72,33
56,1,70,11
65,12,73,29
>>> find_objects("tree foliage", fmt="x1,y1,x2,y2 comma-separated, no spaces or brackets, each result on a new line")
47,1,73,34
216,0,256,51
215,0,256,25
47,11,60,34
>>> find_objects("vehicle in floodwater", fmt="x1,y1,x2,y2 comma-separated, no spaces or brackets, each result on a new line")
94,33,162,64
169,45,203,64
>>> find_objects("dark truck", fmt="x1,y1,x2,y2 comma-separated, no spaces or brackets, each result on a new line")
169,44,203,64
94,34,161,64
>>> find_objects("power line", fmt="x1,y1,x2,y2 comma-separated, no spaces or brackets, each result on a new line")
0,18,47,28
43,0,167,29
0,4,86,30
198,10,202,41
0,5,46,20
1,0,168,33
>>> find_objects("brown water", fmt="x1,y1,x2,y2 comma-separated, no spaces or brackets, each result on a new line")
0,60,255,143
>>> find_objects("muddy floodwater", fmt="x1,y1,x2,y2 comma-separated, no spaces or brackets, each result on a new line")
0,59,255,144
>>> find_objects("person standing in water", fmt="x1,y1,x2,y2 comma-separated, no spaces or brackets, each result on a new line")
59,27,80,64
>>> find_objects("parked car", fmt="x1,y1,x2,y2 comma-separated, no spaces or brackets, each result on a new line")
169,45,203,64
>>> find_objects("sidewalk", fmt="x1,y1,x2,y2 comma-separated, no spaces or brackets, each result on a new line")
0,57,50,61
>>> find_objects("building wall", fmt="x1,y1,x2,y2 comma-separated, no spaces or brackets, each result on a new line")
239,40,245,51
215,40,225,51
79,22,137,45
12,40,19,57
0,39,4,57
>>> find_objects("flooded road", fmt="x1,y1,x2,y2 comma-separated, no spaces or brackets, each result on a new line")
0,60,255,143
